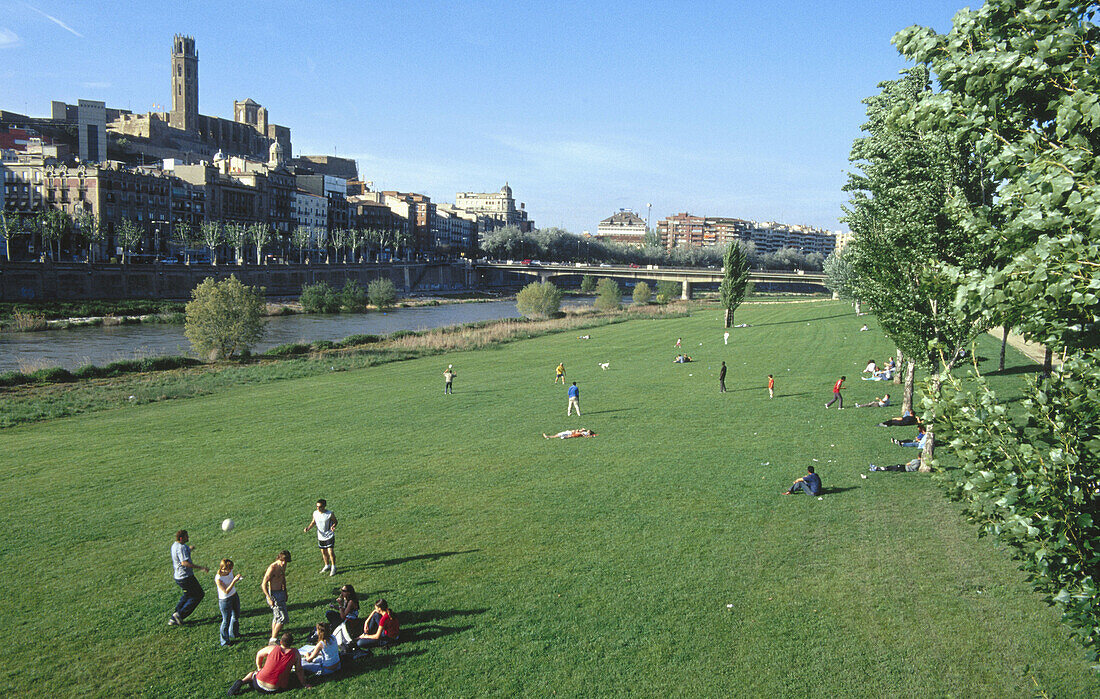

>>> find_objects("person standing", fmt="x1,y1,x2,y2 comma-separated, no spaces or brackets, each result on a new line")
768,374,774,399
723,331,730,346
675,337,682,348
262,550,292,645
443,365,455,394
719,361,727,393
825,376,846,409
305,499,337,576
567,381,581,416
215,558,243,646
169,530,209,627
555,362,566,384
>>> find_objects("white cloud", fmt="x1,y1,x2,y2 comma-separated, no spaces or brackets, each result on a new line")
0,28,22,48
24,3,83,38
81,81,111,89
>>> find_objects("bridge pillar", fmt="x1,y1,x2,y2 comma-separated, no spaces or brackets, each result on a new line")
539,271,550,284
681,280,692,300
403,266,411,291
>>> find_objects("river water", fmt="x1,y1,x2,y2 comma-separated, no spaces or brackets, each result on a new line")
0,298,597,373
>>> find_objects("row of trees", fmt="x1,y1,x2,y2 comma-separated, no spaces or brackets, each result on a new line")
481,225,826,271
832,0,1100,661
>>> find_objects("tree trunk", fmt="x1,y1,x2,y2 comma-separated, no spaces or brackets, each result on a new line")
854,300,861,316
901,360,916,415
1043,347,1053,377
1000,327,1008,371
724,307,733,328
893,350,903,385
921,375,943,466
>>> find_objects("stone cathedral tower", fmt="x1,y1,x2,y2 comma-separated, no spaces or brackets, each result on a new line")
170,34,198,132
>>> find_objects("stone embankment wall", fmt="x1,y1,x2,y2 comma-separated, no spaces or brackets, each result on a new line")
0,261,477,301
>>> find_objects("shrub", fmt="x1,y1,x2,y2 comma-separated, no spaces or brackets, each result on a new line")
594,278,622,311
339,334,379,347
632,281,652,305
263,343,311,357
368,277,398,310
0,371,34,387
29,367,74,383
12,311,47,331
516,281,563,319
300,281,340,314
656,281,680,304
72,364,104,380
580,275,597,293
184,275,267,361
312,340,337,350
340,279,368,312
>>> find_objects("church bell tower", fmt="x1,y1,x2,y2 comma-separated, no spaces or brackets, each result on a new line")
170,35,198,132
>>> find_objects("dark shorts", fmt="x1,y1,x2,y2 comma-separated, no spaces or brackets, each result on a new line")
318,537,335,550
251,677,279,694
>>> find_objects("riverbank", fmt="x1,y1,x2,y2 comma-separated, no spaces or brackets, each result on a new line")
0,301,692,428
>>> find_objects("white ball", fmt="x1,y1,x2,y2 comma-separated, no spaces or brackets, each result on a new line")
221,518,235,532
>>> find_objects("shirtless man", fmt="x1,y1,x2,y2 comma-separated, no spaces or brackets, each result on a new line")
261,550,292,645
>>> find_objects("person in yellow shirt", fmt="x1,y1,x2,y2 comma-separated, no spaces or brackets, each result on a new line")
555,363,566,384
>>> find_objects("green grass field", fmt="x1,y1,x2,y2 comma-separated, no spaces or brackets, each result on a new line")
2,300,1097,697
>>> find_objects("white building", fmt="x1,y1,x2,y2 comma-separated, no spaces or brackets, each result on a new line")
432,204,478,252
596,210,647,246
292,188,327,242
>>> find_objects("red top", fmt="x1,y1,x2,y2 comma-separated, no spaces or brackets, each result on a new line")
379,611,400,639
833,378,844,392
256,646,298,688
768,377,774,389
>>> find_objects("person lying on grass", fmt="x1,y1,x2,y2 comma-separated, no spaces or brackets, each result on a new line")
228,632,311,695
543,428,597,439
869,457,923,472
855,393,890,408
783,466,821,496
877,411,919,428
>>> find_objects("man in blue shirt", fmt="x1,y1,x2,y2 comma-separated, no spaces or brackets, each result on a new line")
567,382,581,416
784,466,821,496
169,529,209,626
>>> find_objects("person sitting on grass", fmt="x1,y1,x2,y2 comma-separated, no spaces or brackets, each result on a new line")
543,428,597,439
863,359,878,375
783,466,821,496
892,426,929,448
228,632,311,695
356,599,401,651
870,456,924,472
877,410,919,428
299,623,341,677
674,354,693,363
855,393,890,408
326,585,359,630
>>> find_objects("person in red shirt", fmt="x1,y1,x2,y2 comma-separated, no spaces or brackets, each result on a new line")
767,374,775,399
825,376,846,409
356,599,401,649
228,633,311,695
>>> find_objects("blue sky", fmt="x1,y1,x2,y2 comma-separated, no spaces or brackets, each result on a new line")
0,1,969,235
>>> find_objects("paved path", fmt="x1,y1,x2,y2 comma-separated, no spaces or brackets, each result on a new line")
990,327,1057,367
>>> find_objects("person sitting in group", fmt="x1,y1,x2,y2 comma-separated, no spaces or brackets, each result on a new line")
877,356,897,380
783,466,822,496
870,456,924,472
228,633,311,695
299,623,341,677
877,410,919,428
543,428,597,439
863,359,878,375
674,354,693,363
356,599,401,650
892,426,929,448
855,393,890,408
326,584,359,630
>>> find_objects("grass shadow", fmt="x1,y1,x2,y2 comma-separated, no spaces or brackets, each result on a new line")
750,312,853,327
582,407,637,415
984,364,1042,377
819,486,859,495
340,549,481,572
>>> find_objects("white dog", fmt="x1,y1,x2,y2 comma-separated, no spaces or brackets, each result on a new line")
598,362,610,370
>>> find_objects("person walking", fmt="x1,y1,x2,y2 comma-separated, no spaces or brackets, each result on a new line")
215,558,243,646
675,337,682,348
262,550,292,645
825,376,846,409
723,331,730,346
567,381,581,416
719,361,727,393
443,365,456,394
169,530,209,627
768,374,774,399
555,362,566,384
304,499,337,576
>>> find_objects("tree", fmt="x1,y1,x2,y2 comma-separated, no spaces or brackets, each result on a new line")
330,228,349,264
632,281,651,305
291,226,311,264
719,241,750,328
170,220,196,264
249,223,273,265
340,279,367,312
580,275,596,293
300,281,340,313
656,280,680,304
594,278,621,311
368,277,397,310
199,221,223,265
0,211,21,261
225,223,247,265
184,275,266,360
38,208,67,260
823,246,860,314
516,280,563,319
115,218,143,263
893,0,1100,659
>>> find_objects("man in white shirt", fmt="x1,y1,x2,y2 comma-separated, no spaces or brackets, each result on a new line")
304,499,338,576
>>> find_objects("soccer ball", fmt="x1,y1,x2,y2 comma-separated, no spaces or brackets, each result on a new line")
221,518,235,532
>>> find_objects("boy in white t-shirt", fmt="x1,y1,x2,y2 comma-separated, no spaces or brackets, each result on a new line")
304,499,338,576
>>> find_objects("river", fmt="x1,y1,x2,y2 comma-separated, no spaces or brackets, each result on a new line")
0,298,597,373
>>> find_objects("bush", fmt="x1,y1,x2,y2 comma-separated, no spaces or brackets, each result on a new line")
184,275,267,361
339,334,379,347
632,281,652,305
312,340,337,350
580,275,597,293
300,281,340,314
263,343,311,357
368,278,398,310
516,281,563,319
594,278,622,311
0,371,34,387
656,281,680,304
29,367,74,383
340,279,368,312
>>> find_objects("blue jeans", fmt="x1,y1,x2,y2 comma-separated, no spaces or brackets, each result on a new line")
219,594,240,645
174,575,204,620
789,481,818,495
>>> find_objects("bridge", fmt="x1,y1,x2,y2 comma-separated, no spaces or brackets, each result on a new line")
474,262,826,299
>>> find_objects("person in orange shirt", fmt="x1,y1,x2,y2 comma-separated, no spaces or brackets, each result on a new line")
767,374,774,398
825,376,846,409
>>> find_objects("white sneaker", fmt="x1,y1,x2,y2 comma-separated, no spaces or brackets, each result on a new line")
329,567,336,577
320,565,329,574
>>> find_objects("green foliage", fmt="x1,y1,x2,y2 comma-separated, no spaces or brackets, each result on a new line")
656,281,680,305
368,277,398,310
339,334,380,347
516,281,563,319
580,275,597,293
115,219,143,263
262,343,311,357
184,275,266,360
824,246,858,303
632,281,651,305
719,242,750,327
312,340,337,350
594,278,622,311
300,281,340,314
340,279,368,312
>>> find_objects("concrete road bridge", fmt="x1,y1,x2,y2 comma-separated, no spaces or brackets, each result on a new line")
474,261,826,299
